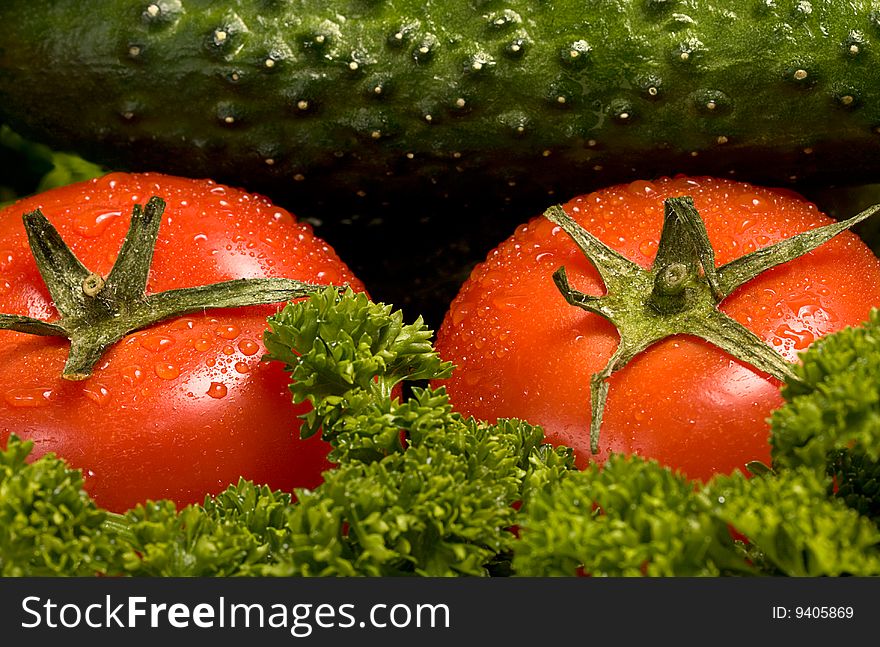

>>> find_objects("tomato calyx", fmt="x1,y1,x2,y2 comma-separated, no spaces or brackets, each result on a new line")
0,196,330,380
546,196,879,454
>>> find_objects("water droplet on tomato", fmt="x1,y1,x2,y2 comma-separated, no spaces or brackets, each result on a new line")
171,318,195,330
775,324,815,350
736,218,754,234
450,303,471,327
75,210,122,237
154,363,180,380
139,334,175,352
216,324,240,340
120,365,144,386
238,339,260,356
193,337,211,352
4,387,54,407
638,240,656,257
0,249,13,270
83,384,111,406
234,361,250,374
531,218,557,239
0,280,11,295
626,180,657,196
193,233,208,243
206,382,228,399
535,251,555,263
734,193,766,210
796,304,832,325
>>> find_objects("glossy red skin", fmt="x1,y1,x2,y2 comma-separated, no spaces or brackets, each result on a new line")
435,176,880,481
0,173,364,512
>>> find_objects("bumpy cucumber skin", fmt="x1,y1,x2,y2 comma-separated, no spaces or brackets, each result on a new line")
1,1,879,322
1,0,879,214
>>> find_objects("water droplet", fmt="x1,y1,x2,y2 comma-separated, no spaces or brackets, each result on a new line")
154,363,180,380
193,233,208,243
139,334,175,352
206,382,228,399
734,193,766,210
234,361,250,374
4,387,53,408
638,240,657,257
171,318,195,330
193,337,212,352
75,210,122,238
735,218,753,233
121,365,144,386
222,344,235,356
83,384,111,406
450,304,471,327
215,324,240,339
0,249,13,270
535,251,555,263
775,324,815,350
238,339,260,356
626,180,657,196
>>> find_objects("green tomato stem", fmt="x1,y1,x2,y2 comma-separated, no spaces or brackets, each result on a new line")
0,196,332,380
545,196,879,456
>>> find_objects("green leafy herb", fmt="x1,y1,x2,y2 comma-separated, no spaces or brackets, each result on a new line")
513,454,738,577
0,436,113,576
260,289,574,575
3,292,880,577
771,309,880,522
710,468,880,576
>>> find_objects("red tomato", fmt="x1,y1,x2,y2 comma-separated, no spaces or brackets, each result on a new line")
435,176,880,480
0,173,364,512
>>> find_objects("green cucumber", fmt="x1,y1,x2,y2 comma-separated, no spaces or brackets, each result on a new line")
2,1,880,212
2,0,880,322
